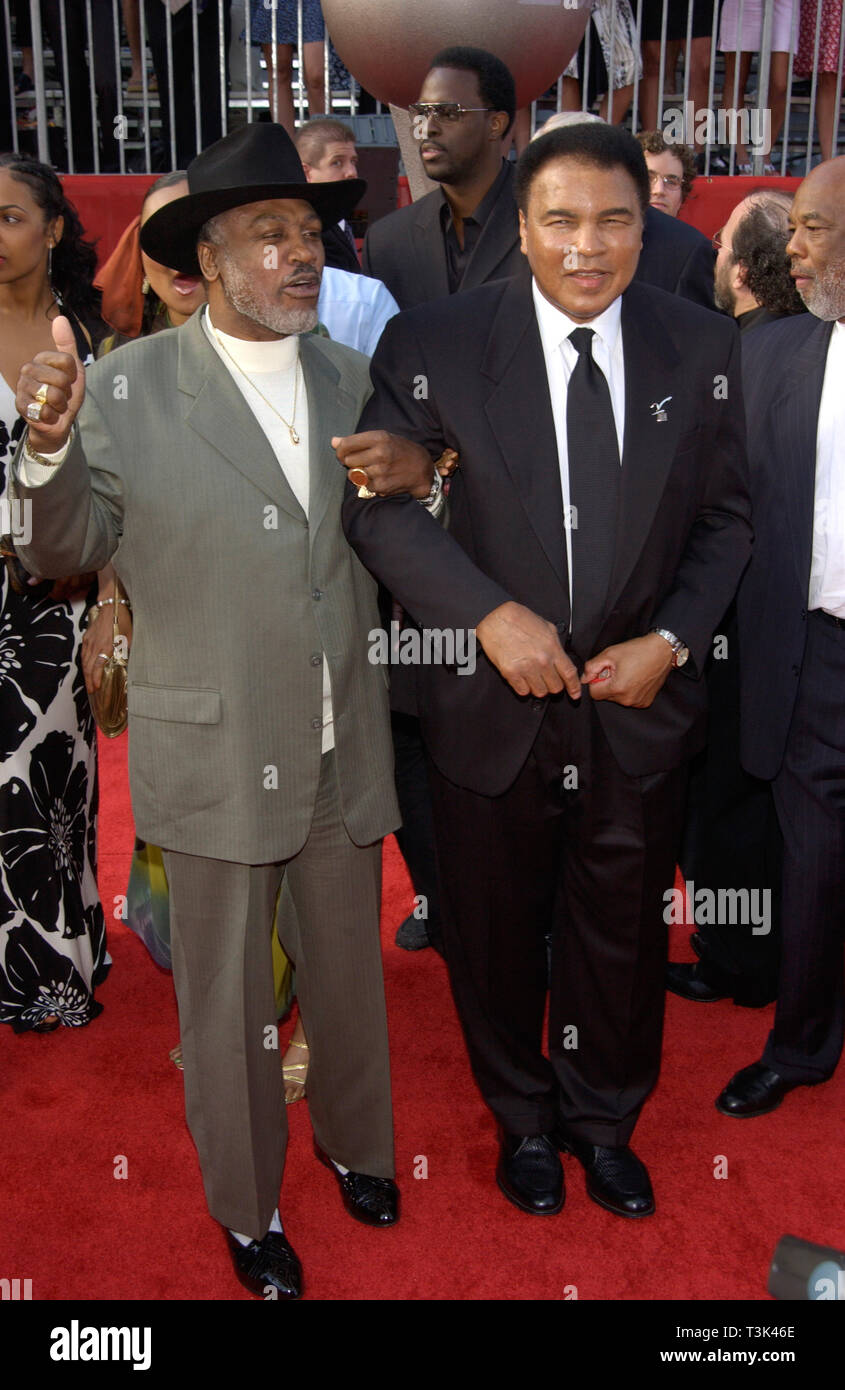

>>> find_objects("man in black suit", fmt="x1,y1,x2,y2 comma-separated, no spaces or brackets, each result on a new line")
717,157,845,1118
362,46,524,310
668,190,805,1009
341,124,751,1219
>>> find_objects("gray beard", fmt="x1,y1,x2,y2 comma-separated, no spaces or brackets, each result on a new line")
218,251,319,336
713,273,736,316
798,264,845,321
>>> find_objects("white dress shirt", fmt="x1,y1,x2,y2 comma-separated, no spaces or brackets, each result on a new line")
318,266,399,356
531,278,625,615
809,319,845,619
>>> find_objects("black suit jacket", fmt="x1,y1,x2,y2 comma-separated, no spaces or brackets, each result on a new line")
322,221,361,274
343,275,751,795
738,312,834,781
361,161,525,310
636,206,716,309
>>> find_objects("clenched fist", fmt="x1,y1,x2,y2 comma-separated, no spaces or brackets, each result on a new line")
16,315,86,454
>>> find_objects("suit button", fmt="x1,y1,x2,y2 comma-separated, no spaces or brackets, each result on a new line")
532,701,543,712
310,654,321,667
311,718,322,730
312,588,323,601
800,608,807,620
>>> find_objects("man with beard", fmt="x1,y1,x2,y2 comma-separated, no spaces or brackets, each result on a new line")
717,157,845,1117
9,124,432,1299
667,191,805,1011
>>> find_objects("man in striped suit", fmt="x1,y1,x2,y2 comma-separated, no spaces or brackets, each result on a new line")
718,157,845,1117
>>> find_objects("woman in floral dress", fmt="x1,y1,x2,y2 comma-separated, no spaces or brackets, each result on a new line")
0,154,106,1032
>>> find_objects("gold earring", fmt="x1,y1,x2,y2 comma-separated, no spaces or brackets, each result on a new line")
141,275,150,294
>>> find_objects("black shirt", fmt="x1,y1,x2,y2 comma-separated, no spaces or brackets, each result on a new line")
439,159,511,295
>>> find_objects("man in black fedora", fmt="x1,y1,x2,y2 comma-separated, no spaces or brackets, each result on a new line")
12,122,434,1299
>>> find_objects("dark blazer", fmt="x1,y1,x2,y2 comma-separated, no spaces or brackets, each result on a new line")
637,205,715,308
323,220,362,274
361,161,525,310
738,312,834,781
343,274,751,795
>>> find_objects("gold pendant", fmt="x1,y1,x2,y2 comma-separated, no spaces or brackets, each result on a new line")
290,426,300,445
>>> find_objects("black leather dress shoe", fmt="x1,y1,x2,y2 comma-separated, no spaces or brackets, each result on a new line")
715,1061,811,1117
394,914,431,950
315,1145,399,1226
496,1133,564,1215
556,1131,655,1218
666,934,776,1008
226,1229,302,1299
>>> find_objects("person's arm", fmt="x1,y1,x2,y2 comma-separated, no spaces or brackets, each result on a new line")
11,317,124,579
81,563,133,693
342,314,581,700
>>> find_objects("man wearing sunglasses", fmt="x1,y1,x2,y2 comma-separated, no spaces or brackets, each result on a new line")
362,46,525,311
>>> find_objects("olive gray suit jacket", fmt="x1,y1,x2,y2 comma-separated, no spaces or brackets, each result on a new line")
13,310,399,864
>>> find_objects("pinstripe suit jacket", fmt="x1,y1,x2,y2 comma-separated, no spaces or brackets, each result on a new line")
738,311,834,781
14,310,400,863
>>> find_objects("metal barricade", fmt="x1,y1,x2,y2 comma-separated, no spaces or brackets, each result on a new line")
0,0,840,174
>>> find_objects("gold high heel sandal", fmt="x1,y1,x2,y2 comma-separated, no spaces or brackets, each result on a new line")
282,1038,309,1104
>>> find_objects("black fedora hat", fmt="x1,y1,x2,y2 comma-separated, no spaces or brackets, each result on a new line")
139,122,367,274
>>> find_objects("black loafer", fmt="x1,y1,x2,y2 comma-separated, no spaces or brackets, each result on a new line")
715,1061,810,1118
557,1131,654,1218
667,938,776,1008
315,1145,399,1226
496,1132,564,1215
226,1229,302,1299
666,958,729,1002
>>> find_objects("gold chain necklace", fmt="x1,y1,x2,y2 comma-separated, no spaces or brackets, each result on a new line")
213,329,301,445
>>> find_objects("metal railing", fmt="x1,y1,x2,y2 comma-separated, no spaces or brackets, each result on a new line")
0,0,840,174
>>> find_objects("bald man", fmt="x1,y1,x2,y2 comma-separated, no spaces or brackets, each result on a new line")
717,157,845,1118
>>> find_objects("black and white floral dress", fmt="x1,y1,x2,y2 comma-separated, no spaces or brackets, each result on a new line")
0,372,107,1030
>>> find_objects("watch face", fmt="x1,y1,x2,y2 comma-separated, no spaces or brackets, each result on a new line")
675,645,690,668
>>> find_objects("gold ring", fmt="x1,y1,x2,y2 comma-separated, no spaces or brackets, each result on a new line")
97,652,109,660
26,401,43,422
34,382,49,404
348,468,370,488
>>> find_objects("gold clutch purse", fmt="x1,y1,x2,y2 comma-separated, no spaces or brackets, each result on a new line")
88,578,129,738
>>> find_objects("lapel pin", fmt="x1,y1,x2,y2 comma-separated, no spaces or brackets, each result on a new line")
650,396,672,423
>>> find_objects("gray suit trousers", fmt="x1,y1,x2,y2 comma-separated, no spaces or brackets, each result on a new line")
163,752,394,1238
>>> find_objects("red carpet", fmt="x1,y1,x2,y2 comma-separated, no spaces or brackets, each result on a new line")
2,734,843,1302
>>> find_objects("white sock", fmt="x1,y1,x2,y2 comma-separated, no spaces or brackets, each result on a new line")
229,1207,284,1246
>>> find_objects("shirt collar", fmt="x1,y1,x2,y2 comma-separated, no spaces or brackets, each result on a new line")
531,277,623,357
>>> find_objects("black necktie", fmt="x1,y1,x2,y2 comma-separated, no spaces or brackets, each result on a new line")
565,327,620,645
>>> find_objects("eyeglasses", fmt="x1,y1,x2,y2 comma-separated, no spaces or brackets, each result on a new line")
408,102,495,123
711,231,724,251
648,171,683,189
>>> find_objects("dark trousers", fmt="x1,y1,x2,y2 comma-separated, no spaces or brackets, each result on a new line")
391,710,442,946
680,603,782,993
162,752,394,1239
41,0,120,171
427,694,687,1147
764,609,845,1083
145,0,231,168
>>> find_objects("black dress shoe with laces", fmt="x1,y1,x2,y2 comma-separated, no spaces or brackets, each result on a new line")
315,1145,399,1225
715,1061,812,1117
556,1131,655,1218
226,1229,302,1299
496,1132,564,1215
666,936,776,1008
